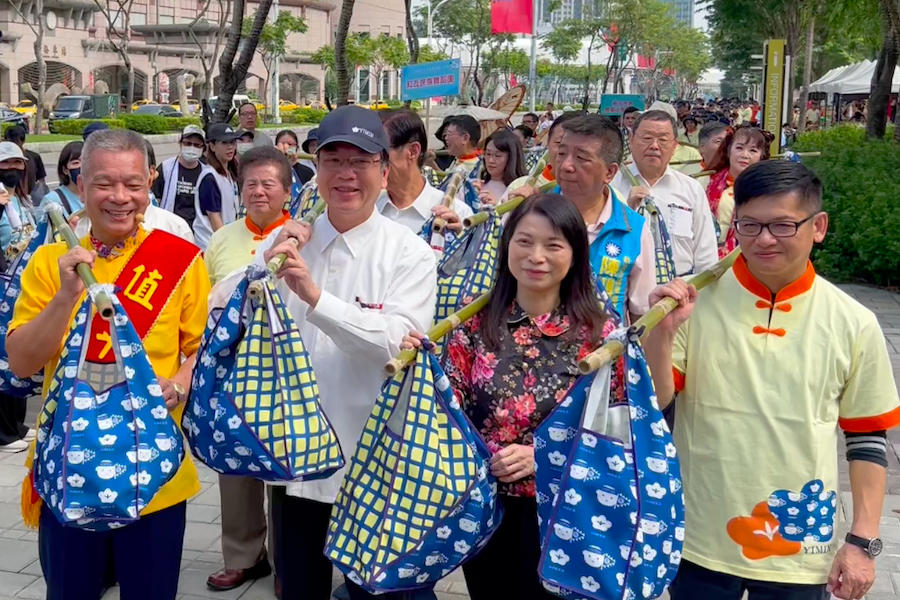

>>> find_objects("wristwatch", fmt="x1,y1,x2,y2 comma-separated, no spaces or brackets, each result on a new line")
845,533,883,558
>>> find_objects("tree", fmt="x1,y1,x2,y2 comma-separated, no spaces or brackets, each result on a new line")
90,0,138,112
334,0,358,106
215,0,273,122
796,2,822,133
186,0,233,102
9,0,46,133
242,9,307,111
310,35,372,107
362,34,410,101
868,0,900,140
404,0,420,65
417,45,450,63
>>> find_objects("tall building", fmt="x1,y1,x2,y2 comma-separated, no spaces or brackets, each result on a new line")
541,0,584,26
0,0,406,107
662,0,694,25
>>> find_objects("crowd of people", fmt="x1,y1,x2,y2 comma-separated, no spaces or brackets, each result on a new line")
0,95,896,600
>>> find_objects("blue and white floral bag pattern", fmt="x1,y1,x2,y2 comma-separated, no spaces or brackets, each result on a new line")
0,218,53,396
33,293,184,531
534,334,684,600
184,267,344,482
325,348,502,594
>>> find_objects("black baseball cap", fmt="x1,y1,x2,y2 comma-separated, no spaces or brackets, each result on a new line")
316,106,389,154
206,123,242,143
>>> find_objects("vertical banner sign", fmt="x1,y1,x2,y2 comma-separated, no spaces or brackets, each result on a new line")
401,60,462,102
763,39,786,155
491,0,534,35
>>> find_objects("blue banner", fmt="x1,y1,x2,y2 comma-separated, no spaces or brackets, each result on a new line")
401,59,461,101
598,94,646,116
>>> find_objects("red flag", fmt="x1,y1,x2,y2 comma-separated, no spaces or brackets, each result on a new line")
491,0,533,35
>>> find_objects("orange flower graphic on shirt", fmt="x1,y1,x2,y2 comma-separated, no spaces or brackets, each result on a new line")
727,501,802,560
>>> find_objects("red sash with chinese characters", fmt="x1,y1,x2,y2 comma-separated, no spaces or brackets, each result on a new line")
84,230,200,363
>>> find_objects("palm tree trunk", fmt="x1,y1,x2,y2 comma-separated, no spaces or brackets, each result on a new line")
215,0,272,122
797,13,816,134
335,0,357,106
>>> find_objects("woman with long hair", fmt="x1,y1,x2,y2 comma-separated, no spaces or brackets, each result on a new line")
193,123,241,250
401,193,620,600
705,126,773,257
478,129,526,206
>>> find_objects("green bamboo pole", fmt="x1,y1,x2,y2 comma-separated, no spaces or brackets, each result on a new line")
248,197,327,299
432,167,468,233
385,292,491,376
44,202,115,320
578,248,741,374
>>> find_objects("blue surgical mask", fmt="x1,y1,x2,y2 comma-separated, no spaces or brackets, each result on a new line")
69,167,81,185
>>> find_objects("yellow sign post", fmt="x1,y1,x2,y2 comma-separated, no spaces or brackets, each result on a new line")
763,39,787,155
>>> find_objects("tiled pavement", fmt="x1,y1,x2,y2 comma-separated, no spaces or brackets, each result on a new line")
0,284,898,600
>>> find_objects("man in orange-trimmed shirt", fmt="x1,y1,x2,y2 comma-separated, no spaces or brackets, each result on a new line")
8,129,209,600
645,161,900,600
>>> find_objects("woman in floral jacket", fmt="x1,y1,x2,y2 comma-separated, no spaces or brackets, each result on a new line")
403,193,620,599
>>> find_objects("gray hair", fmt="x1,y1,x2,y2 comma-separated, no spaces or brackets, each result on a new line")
632,110,678,138
81,129,149,180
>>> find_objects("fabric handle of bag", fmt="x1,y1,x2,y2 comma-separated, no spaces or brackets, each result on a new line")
581,332,633,450
263,284,286,335
384,354,421,436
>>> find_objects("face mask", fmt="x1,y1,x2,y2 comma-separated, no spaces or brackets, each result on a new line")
181,147,203,162
68,167,81,185
285,147,298,157
237,142,253,156
0,169,22,189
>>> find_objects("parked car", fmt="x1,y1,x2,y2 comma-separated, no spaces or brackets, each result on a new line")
13,100,37,117
134,104,183,117
278,99,299,112
172,99,200,113
208,94,252,114
132,99,157,111
49,95,119,131
0,107,29,132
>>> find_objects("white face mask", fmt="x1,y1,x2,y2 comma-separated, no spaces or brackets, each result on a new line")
237,142,253,156
181,147,203,162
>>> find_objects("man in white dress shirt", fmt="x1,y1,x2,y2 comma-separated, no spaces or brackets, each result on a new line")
259,106,437,600
376,109,472,235
612,110,718,277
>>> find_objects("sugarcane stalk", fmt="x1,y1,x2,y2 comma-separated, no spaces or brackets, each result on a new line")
385,292,491,376
432,167,468,233
577,248,741,375
462,152,550,228
248,197,327,299
44,202,115,320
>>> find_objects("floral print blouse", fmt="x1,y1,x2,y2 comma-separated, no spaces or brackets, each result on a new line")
443,302,622,498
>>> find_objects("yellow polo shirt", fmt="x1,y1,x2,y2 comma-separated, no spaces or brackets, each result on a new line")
672,256,900,584
9,227,210,515
205,212,291,285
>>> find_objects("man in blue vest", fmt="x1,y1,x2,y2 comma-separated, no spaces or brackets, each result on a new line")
555,114,655,320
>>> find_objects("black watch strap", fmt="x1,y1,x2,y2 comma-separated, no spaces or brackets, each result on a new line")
845,533,882,558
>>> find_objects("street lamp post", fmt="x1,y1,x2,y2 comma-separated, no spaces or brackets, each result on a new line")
426,0,452,40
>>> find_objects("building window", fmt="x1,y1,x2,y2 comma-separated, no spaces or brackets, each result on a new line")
159,14,175,24
131,12,147,26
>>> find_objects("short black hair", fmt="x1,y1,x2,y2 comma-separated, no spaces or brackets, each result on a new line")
238,145,293,192
699,121,727,144
4,125,26,145
57,141,83,185
561,114,623,167
239,102,258,115
443,115,480,146
548,110,583,142
514,124,534,138
734,161,822,212
622,106,641,116
523,112,539,122
380,109,428,167
632,110,677,137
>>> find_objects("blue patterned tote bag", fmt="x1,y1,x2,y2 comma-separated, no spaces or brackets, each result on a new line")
534,333,684,600
33,293,184,530
636,198,676,285
325,348,502,593
0,219,53,396
433,214,501,323
184,266,343,481
288,180,320,220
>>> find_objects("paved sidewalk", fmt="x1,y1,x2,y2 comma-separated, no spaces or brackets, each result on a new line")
0,284,898,599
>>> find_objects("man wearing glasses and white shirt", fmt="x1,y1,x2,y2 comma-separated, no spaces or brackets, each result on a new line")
612,110,718,277
231,106,437,600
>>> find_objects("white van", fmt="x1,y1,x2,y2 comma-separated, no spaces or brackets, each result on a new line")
207,94,253,113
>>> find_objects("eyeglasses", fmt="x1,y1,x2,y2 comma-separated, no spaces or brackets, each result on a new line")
734,214,817,238
318,156,382,171
635,135,674,148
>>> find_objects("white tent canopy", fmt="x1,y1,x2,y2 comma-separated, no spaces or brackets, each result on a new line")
809,59,900,95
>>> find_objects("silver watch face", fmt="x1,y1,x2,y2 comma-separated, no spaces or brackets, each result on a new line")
869,538,883,557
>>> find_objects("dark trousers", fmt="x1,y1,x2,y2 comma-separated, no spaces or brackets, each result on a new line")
0,390,27,445
462,495,557,600
39,501,186,600
669,560,829,600
270,487,436,600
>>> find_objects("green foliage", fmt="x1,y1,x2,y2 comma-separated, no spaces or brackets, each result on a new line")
48,119,126,135
792,126,900,287
165,117,204,131
280,108,328,124
120,114,172,135
242,10,309,64
416,46,449,63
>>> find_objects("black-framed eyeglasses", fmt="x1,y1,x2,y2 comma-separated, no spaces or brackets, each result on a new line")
733,214,818,238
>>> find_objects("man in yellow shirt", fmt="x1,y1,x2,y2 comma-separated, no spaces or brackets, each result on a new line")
645,161,899,600
7,129,209,600
203,146,292,592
